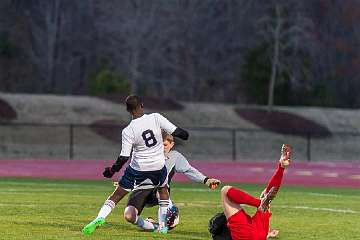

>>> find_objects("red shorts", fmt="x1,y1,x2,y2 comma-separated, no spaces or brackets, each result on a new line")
227,209,272,240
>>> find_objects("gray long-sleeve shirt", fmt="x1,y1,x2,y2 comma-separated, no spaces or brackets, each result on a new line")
165,150,207,185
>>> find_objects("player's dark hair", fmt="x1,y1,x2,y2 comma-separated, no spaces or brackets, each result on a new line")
208,212,232,240
125,95,143,113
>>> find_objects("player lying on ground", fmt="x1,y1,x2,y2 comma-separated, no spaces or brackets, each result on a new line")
219,144,291,240
123,132,221,230
82,95,189,235
208,212,279,240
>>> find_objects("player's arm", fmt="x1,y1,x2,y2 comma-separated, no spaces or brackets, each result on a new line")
172,127,189,140
102,155,130,178
174,152,220,189
155,113,189,140
103,128,133,178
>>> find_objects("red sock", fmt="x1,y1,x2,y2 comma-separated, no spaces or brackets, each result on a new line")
227,187,261,207
265,163,285,192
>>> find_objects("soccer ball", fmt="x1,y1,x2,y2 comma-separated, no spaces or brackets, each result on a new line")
169,214,179,229
166,205,180,229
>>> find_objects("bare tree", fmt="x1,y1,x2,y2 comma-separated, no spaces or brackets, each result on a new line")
309,0,360,107
163,0,254,101
94,0,176,95
257,0,313,111
12,0,62,92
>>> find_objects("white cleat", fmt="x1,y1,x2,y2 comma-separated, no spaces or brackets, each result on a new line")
280,144,291,168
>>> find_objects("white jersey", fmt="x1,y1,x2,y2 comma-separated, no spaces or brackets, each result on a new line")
120,113,177,171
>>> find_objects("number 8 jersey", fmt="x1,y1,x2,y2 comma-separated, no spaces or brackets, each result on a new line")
120,113,177,171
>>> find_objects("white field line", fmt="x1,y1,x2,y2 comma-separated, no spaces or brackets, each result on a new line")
291,191,360,199
278,205,360,214
0,203,38,207
174,202,360,215
176,188,360,199
176,201,360,215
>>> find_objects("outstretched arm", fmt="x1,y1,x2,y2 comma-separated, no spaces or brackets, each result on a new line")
174,152,220,189
183,165,207,183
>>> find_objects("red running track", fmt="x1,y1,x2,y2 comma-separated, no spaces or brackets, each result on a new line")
0,160,359,188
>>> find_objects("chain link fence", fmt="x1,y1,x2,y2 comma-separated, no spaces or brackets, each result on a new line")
1,123,359,161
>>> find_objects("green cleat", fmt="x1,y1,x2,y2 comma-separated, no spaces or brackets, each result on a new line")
159,226,169,234
82,217,105,235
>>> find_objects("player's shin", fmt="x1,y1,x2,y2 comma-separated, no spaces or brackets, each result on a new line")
97,199,116,219
168,198,173,208
158,199,170,232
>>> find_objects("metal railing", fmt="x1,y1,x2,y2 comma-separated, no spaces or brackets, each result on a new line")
1,122,360,161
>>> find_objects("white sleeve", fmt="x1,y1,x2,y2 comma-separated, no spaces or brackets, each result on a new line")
120,128,133,157
154,113,177,134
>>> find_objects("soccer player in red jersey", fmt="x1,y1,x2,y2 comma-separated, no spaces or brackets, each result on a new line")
220,144,291,240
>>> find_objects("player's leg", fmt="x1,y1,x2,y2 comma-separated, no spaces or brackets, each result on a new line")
152,187,179,229
148,165,170,233
260,144,291,208
82,186,129,235
265,144,291,193
157,186,170,233
82,166,135,235
149,187,174,209
100,186,129,219
124,205,159,231
222,186,260,240
144,188,160,208
124,188,159,231
142,188,179,230
221,185,260,218
252,145,292,239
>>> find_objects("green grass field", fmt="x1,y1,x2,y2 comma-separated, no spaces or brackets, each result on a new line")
1,178,359,240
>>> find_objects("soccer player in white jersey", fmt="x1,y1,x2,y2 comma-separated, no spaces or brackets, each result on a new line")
122,132,221,231
82,95,189,235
